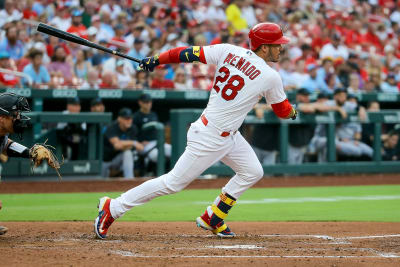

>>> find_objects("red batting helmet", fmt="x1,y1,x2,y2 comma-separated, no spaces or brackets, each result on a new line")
248,22,290,51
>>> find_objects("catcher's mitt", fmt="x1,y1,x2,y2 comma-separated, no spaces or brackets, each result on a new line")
29,140,63,180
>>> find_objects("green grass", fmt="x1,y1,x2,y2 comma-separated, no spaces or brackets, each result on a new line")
0,185,399,222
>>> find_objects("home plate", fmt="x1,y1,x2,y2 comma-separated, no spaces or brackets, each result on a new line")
205,245,263,249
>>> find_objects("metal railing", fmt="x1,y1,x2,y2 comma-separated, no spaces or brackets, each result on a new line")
170,109,400,175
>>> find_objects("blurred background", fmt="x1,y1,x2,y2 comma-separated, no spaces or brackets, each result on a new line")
0,0,400,180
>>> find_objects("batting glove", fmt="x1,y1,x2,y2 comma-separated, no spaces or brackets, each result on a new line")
290,107,298,120
139,55,160,72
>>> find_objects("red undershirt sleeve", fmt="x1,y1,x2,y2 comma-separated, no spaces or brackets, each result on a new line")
158,46,207,64
271,99,293,118
199,48,206,64
159,47,186,64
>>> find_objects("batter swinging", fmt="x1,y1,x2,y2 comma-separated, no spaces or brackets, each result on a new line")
95,22,297,238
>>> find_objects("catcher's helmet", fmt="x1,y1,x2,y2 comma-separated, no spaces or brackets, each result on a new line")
0,92,31,136
0,92,31,118
248,22,290,51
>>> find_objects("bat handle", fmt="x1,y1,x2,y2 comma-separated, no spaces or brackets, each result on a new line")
115,51,141,63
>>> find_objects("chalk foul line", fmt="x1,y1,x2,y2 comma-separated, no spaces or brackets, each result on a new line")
111,250,400,259
195,195,400,205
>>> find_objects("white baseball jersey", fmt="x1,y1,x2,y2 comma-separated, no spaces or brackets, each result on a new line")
203,44,287,131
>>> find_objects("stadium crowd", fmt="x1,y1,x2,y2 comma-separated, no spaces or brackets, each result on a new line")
0,0,399,92
0,0,400,173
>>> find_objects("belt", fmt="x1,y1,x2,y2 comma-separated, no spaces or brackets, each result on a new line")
201,115,235,137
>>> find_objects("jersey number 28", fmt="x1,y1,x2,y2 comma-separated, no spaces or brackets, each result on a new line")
213,66,245,101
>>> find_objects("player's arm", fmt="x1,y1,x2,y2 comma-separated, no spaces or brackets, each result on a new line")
263,71,297,120
296,103,316,113
312,103,347,119
4,139,30,158
271,99,298,120
139,46,207,71
109,137,143,151
109,137,135,150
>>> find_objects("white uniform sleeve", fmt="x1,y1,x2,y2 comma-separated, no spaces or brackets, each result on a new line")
261,70,287,104
203,44,234,65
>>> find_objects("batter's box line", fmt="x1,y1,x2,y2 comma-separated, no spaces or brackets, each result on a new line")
259,234,400,240
110,250,400,259
337,234,400,240
142,233,400,241
361,248,400,258
259,234,343,244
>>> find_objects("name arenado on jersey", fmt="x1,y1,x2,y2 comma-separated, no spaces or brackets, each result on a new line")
223,53,261,80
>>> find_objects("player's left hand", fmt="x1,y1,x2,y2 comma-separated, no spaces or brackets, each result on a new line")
139,55,160,72
30,140,63,180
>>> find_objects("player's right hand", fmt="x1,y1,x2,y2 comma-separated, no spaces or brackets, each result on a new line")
139,55,160,72
290,107,298,120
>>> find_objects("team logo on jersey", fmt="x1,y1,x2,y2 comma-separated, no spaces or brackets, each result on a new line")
193,46,200,57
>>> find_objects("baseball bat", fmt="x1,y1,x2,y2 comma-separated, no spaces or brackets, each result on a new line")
36,23,141,63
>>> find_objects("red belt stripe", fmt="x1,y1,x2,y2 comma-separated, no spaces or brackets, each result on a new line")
201,115,231,137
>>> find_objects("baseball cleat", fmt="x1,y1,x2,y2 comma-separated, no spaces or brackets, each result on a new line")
196,216,214,231
0,225,8,235
196,216,236,238
215,227,236,238
94,196,115,239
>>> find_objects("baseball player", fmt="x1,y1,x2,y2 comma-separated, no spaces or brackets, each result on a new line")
95,22,297,239
0,92,31,235
0,200,6,235
0,92,61,235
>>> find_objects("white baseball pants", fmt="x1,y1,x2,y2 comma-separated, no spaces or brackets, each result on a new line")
110,118,264,219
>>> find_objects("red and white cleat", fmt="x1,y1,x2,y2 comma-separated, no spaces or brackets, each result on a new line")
196,210,236,238
94,197,115,239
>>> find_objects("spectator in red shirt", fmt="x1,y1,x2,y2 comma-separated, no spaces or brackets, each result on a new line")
67,9,88,39
99,71,118,89
344,20,362,48
360,24,384,54
150,65,174,90
297,44,318,66
23,0,37,19
46,35,71,58
311,27,331,54
0,51,19,87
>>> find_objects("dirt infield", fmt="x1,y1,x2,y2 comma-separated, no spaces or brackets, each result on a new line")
0,222,399,266
0,174,400,266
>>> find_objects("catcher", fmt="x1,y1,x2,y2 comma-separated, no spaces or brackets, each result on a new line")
0,92,61,236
